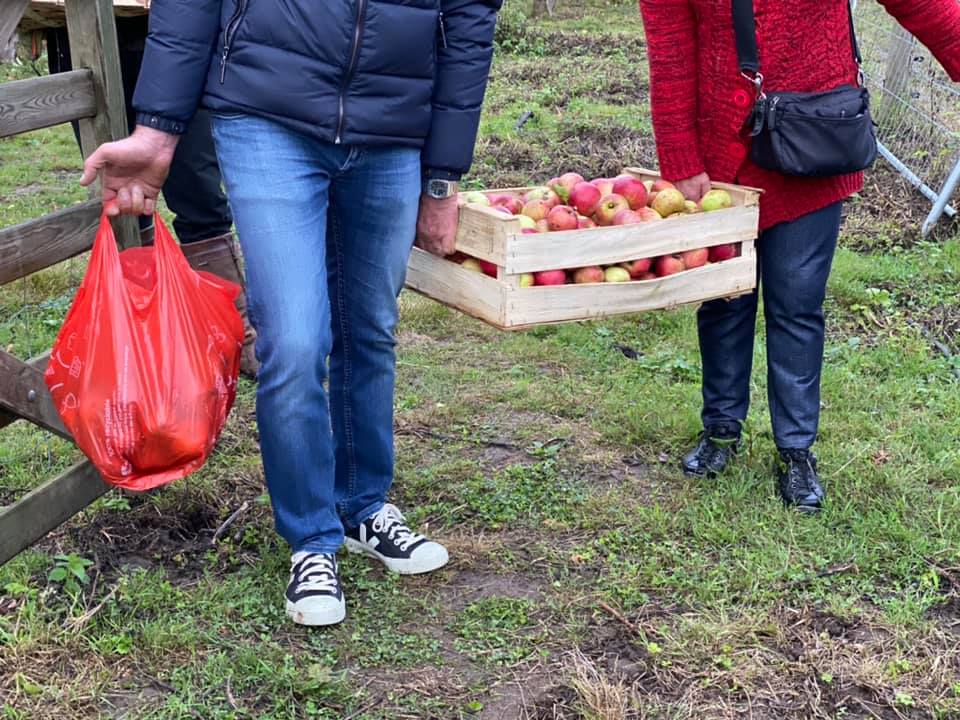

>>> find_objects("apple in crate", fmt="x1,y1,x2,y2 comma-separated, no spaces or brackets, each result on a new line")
651,179,675,192
612,209,643,225
708,243,740,262
461,258,484,273
594,194,630,226
578,215,597,229
604,266,631,283
684,200,700,214
652,188,686,218
624,258,652,278
534,269,567,286
653,255,686,277
524,186,560,208
573,266,605,284
590,177,615,196
516,214,538,230
680,248,709,269
637,271,657,281
637,207,662,221
535,219,551,233
570,182,602,216
612,175,648,210
461,191,490,206
547,205,579,231
699,189,733,212
490,193,523,215
522,199,551,222
549,172,585,203
519,273,535,287
478,259,499,277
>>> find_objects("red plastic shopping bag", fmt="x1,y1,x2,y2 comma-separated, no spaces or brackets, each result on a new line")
45,211,244,491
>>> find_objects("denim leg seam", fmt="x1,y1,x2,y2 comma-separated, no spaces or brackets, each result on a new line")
328,211,359,516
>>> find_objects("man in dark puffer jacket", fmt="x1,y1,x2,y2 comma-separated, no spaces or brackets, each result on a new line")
81,0,501,627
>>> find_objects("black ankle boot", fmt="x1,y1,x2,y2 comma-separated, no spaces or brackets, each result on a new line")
681,427,740,477
778,449,824,513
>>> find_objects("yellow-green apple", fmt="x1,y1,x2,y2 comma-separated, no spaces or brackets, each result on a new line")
590,177,615,196
461,191,490,206
550,172,585,203
612,175,649,210
535,219,551,233
624,258,652,278
516,214,538,230
524,186,560,208
522,199,551,222
569,181,602,216
699,189,733,212
519,273,535,287
653,254,685,277
594,194,630,226
708,243,740,262
534,269,567,285
684,200,700,213
680,248,708,269
652,188,686,218
573,266,605,284
604,266,631,282
547,205,579,231
612,209,643,225
461,258,483,273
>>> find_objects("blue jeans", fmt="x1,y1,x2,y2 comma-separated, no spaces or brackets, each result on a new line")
211,114,421,554
697,202,842,450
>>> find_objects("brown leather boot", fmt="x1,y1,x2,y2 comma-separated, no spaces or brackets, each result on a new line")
180,233,259,379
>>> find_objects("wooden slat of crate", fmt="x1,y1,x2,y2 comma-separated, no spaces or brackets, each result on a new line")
500,255,756,329
406,248,507,327
19,0,148,30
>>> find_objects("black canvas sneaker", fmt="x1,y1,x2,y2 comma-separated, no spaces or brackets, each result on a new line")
285,552,346,626
344,503,449,575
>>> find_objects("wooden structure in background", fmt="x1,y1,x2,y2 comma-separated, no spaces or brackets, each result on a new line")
0,0,138,565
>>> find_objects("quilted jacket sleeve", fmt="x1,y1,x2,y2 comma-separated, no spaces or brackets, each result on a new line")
421,0,502,178
638,0,705,181
877,0,960,80
132,0,222,134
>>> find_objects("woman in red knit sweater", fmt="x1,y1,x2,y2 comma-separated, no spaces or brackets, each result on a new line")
639,0,960,511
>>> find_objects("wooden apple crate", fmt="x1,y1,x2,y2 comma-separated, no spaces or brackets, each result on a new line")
405,168,761,330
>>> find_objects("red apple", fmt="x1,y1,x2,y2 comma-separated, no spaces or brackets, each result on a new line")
624,258,652,278
492,205,513,216
534,269,567,286
590,177,615,196
680,248,709,269
521,228,539,234
604,266,631,283
490,193,523,215
461,258,483,273
637,207,662,222
594,194,631,226
612,175,649,210
708,243,740,262
573,266,605,284
519,272,535,287
651,178,675,193
549,172,585,203
547,205,579,232
524,186,561,208
578,215,597,229
637,271,657,281
478,259,499,277
653,255,686,277
521,199,551,222
569,181,603,216
612,209,644,225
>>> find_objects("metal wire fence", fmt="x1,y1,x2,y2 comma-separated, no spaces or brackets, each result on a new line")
852,0,960,235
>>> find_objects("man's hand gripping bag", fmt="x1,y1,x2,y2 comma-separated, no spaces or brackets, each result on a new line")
45,212,244,490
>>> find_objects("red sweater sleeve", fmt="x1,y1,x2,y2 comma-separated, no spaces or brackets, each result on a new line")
638,0,705,181
878,0,960,80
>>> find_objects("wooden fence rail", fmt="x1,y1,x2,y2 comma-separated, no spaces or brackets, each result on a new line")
0,0,137,565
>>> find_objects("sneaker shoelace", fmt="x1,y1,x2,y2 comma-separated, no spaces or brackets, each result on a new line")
291,553,338,594
783,452,817,495
370,504,425,552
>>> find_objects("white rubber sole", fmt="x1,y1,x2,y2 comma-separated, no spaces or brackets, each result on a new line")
344,537,449,575
285,597,346,627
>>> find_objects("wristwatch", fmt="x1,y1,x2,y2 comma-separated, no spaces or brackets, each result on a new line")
423,177,460,199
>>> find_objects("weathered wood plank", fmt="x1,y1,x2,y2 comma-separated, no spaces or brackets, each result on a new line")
0,199,100,287
405,248,507,327
65,0,139,249
18,0,148,31
0,348,70,438
0,70,96,139
1,0,30,59
0,352,49,431
0,461,109,566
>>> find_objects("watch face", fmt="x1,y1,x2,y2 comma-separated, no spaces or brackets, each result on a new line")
428,180,450,198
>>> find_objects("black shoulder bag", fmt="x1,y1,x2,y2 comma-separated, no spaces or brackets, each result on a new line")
734,0,878,177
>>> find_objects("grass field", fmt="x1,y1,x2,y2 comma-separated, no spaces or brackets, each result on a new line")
2,2,960,718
